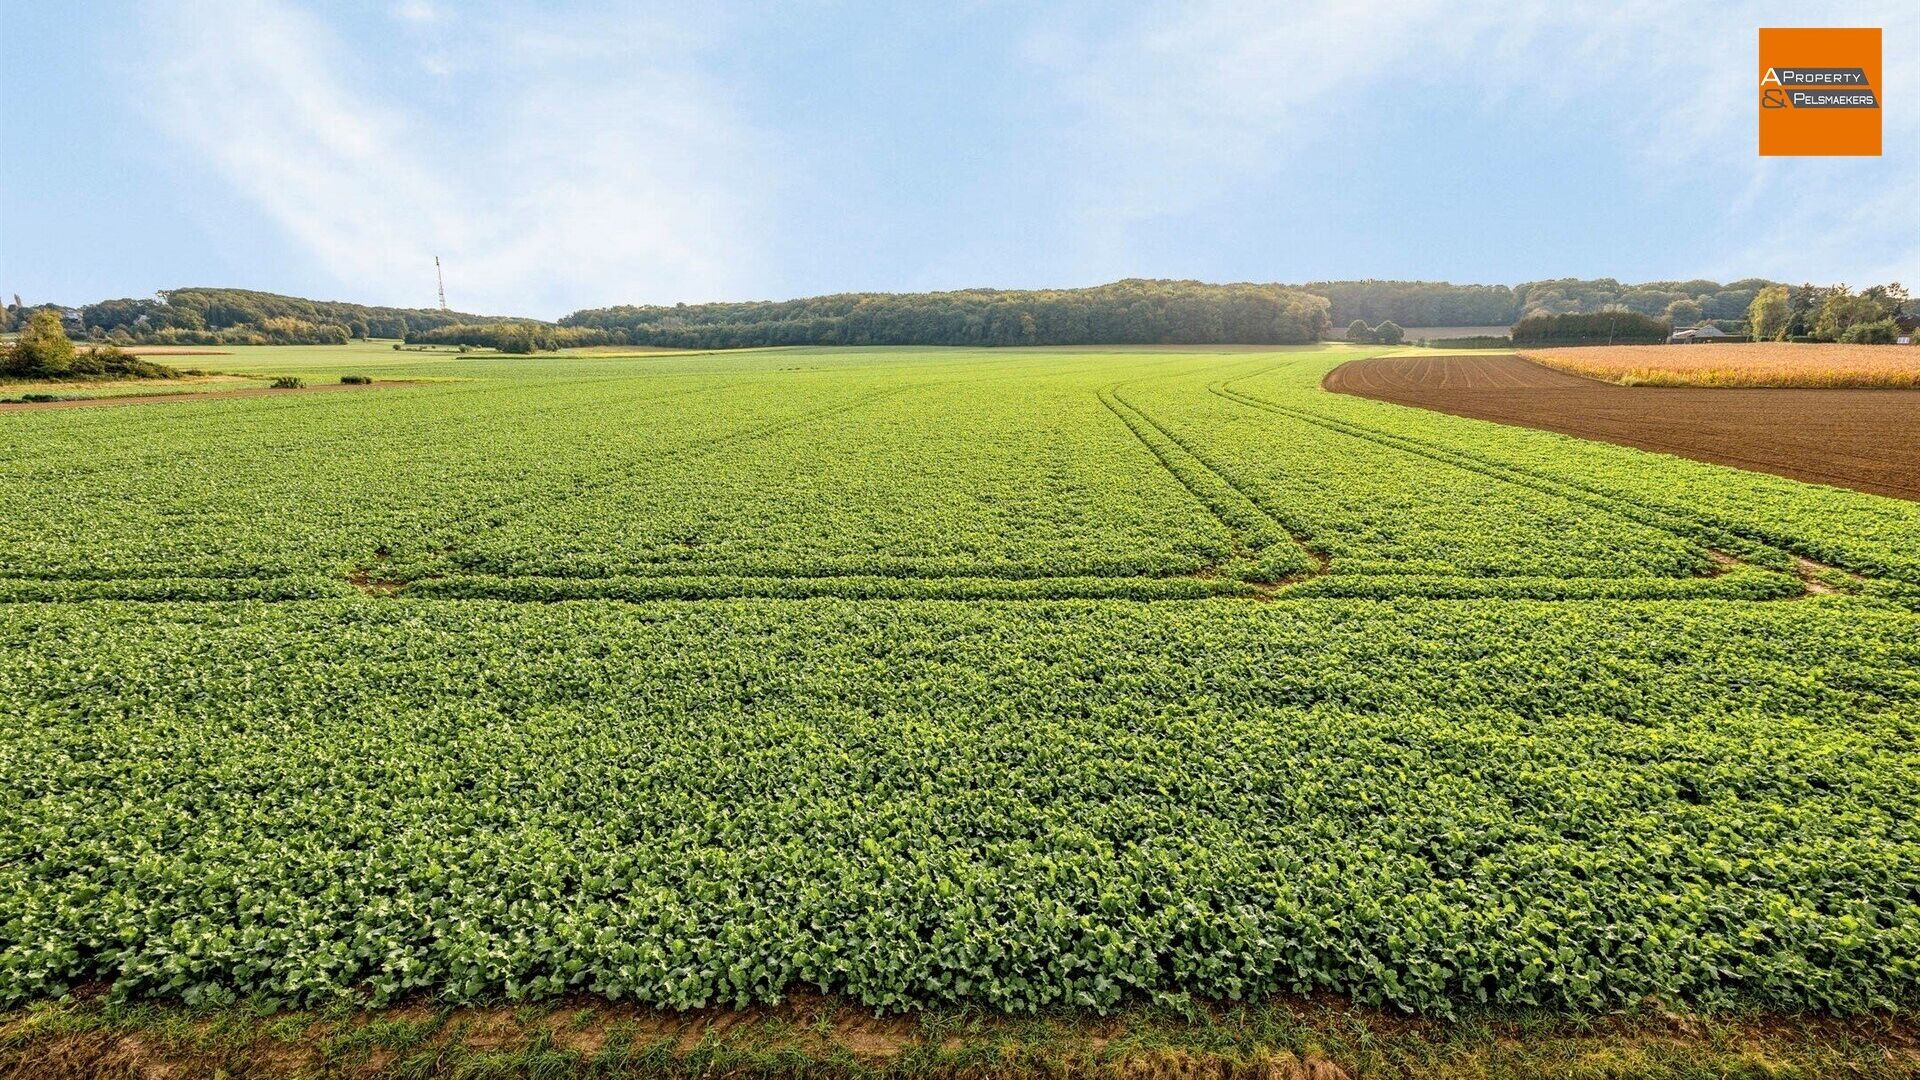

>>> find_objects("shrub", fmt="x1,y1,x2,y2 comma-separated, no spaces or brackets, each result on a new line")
70,345,178,380
4,310,77,376
3,317,179,380
270,376,306,389
340,374,372,385
1840,319,1898,345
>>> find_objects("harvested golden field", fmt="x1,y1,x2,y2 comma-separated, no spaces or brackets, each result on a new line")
1520,343,1920,388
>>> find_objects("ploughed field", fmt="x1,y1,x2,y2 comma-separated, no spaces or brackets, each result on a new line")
1326,352,1920,500
3,345,1918,1020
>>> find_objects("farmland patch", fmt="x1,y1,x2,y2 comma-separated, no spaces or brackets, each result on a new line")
1323,353,1920,501
3,345,1919,1025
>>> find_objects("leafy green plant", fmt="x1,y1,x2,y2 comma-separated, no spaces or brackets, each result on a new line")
1,345,1916,1020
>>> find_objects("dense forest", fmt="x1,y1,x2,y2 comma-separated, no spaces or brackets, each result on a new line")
1,288,517,346
1303,278,1787,327
558,280,1332,348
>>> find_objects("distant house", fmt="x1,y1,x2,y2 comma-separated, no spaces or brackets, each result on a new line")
1668,324,1731,344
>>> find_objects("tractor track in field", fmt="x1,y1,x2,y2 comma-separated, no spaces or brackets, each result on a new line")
399,383,924,579
1213,367,1827,580
1,356,1900,606
1099,382,1325,585
1208,369,1879,598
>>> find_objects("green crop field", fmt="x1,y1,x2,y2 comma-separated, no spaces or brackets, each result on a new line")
3,344,1918,1039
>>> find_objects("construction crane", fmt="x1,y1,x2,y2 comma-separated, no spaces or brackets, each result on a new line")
434,256,449,311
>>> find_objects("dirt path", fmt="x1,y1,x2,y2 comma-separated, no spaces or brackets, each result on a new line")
1324,354,1920,500
0,381,415,412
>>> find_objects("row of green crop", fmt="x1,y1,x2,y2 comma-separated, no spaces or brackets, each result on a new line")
4,346,1913,598
0,354,1237,587
411,574,1254,602
1227,356,1920,585
0,568,1853,604
3,598,1916,1013
432,375,1232,582
1115,375,1716,583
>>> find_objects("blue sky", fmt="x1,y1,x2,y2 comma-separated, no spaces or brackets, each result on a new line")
3,1,1914,318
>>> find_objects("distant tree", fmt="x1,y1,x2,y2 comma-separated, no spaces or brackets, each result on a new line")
1746,286,1791,341
1372,320,1404,345
1813,290,1884,341
1786,283,1828,336
1347,319,1372,343
499,323,538,354
5,309,77,376
1860,282,1910,319
1664,298,1704,326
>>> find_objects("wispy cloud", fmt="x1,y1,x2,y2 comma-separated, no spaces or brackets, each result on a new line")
1025,0,1917,284
138,0,765,316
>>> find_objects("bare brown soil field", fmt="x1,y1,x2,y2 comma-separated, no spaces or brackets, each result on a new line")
0,381,411,412
1325,354,1920,500
1523,343,1920,388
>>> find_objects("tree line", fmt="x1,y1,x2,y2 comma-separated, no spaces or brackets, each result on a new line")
1511,311,1671,346
1,288,518,347
9,278,1912,350
556,280,1332,348
405,322,611,353
1747,283,1911,344
1304,278,1787,328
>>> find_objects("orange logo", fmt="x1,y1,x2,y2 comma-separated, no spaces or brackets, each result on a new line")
1759,28,1881,156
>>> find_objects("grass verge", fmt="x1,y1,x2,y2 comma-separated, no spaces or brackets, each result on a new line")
3,993,1916,1079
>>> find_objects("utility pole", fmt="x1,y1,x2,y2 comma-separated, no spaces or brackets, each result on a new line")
434,256,449,311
